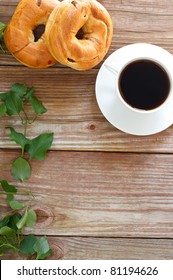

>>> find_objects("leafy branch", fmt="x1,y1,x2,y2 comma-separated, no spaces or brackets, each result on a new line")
0,83,54,259
0,83,53,181
0,180,51,259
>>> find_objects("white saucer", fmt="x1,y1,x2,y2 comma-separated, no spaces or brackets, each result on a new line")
95,43,173,136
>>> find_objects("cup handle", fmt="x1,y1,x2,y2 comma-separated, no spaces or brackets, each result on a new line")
104,62,119,76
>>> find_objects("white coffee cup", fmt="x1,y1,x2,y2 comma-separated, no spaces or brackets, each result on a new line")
104,53,172,113
96,43,173,135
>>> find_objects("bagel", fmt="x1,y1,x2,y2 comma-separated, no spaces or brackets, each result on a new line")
4,0,59,68
45,0,113,70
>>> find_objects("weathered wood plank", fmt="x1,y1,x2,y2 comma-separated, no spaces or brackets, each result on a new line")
1,237,173,260
0,67,173,152
1,150,173,238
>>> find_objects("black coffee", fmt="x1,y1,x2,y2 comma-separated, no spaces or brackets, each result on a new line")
119,59,170,110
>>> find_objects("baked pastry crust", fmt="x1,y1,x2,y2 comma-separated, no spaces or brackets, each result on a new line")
45,0,113,70
4,0,59,68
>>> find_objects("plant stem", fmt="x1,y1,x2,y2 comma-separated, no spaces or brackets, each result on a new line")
0,243,18,251
28,115,37,124
22,108,29,121
0,190,33,196
23,121,28,137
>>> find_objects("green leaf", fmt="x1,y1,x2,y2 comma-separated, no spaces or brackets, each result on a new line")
0,180,17,194
24,87,34,100
33,236,52,260
8,214,22,230
0,92,8,101
6,193,14,202
11,83,27,96
0,226,16,237
0,216,10,228
5,193,25,210
26,133,53,160
0,23,6,41
4,91,23,116
0,243,18,253
26,209,37,228
16,209,28,230
19,234,37,255
0,103,6,116
0,22,6,35
29,95,47,115
12,157,31,181
8,199,26,210
8,127,30,149
16,209,36,230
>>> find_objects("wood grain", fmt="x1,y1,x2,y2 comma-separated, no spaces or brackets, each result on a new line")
1,237,173,260
1,67,173,152
1,150,173,238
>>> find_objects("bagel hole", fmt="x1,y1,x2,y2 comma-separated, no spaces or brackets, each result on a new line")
76,28,85,40
33,24,45,42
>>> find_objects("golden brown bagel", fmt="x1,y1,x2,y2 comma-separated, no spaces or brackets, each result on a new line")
4,0,59,68
45,0,113,70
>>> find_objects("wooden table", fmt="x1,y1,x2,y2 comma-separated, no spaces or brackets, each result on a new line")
1,0,173,259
